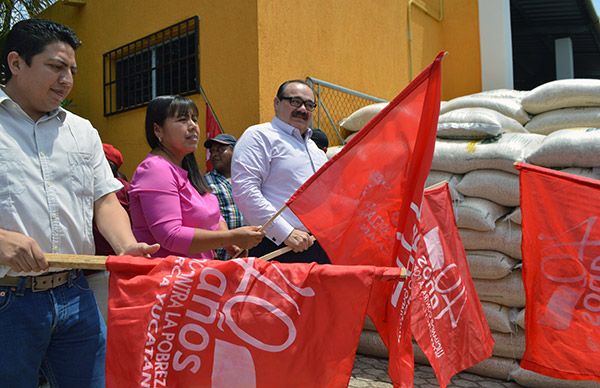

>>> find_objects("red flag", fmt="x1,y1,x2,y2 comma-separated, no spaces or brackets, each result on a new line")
205,103,222,171
412,183,494,387
105,255,402,387
517,162,600,383
287,52,444,386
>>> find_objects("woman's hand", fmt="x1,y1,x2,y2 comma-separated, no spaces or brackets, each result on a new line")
230,226,264,250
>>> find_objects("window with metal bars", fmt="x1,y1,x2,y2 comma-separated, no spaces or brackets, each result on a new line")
103,17,200,116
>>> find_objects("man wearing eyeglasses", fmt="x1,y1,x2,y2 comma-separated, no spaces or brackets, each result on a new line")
231,79,330,263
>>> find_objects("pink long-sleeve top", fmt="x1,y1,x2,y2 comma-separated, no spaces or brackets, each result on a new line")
129,154,223,259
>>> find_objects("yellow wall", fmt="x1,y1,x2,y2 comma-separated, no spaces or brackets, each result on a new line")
41,0,481,175
42,0,260,176
442,0,482,99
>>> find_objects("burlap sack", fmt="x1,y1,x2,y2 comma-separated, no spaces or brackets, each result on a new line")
466,250,518,280
481,301,519,334
437,108,526,140
460,221,522,259
515,308,525,330
491,330,525,359
560,167,600,180
440,95,530,124
466,356,520,381
525,108,600,135
363,316,377,332
356,330,387,358
511,367,600,388
339,102,388,132
473,271,525,308
456,198,510,231
522,78,600,114
456,169,520,207
432,133,545,175
426,170,461,188
526,127,600,168
504,207,522,225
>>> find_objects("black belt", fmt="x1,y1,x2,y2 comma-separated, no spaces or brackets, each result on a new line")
0,270,79,292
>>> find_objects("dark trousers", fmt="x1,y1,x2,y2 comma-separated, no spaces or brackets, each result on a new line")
249,238,331,264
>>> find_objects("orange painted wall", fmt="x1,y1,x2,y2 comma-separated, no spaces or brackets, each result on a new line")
40,0,482,174
41,0,260,176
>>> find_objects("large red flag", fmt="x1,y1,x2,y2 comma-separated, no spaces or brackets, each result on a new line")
517,162,600,383
287,53,444,386
105,255,402,387
205,103,222,171
412,183,494,387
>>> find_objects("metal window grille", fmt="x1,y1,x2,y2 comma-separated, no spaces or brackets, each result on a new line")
306,77,387,147
103,16,200,116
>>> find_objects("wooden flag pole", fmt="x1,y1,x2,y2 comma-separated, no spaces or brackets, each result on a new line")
258,246,293,261
231,204,288,259
46,253,108,270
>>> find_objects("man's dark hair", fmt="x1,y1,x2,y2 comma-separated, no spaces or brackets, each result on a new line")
1,19,81,83
276,79,312,99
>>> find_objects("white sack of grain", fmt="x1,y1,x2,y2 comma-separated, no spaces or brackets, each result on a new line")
511,367,600,388
425,172,464,202
455,197,510,231
437,107,526,139
357,330,387,358
413,342,429,365
560,167,600,180
515,308,525,330
504,208,522,225
525,108,600,135
522,78,600,114
481,301,519,334
460,220,522,259
325,145,343,159
466,356,520,381
473,271,525,307
526,127,600,168
363,316,377,332
456,169,520,207
492,330,525,359
440,95,531,124
466,250,519,280
426,170,460,187
473,88,529,100
344,132,357,144
338,102,388,132
432,133,545,175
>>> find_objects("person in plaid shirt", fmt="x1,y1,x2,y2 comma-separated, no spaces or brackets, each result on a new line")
204,134,244,259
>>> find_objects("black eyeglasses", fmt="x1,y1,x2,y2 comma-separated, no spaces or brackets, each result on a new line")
279,96,317,112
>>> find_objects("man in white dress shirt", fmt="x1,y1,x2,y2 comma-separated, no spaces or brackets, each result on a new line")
232,79,330,263
0,19,158,387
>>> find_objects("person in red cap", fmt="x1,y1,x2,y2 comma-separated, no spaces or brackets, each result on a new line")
94,143,131,254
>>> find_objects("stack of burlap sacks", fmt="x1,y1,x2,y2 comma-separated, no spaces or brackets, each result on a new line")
340,80,600,387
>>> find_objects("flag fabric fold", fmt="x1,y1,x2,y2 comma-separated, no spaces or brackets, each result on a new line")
517,162,600,383
105,255,402,388
412,183,494,388
287,52,445,387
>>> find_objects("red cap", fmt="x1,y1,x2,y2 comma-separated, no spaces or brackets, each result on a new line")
102,143,124,168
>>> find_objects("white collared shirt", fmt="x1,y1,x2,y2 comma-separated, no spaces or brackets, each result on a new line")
231,117,327,244
0,88,122,277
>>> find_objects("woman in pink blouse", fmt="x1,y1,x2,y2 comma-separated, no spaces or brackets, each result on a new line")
129,95,263,259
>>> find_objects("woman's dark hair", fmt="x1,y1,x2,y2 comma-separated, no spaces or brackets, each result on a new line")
145,95,211,195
